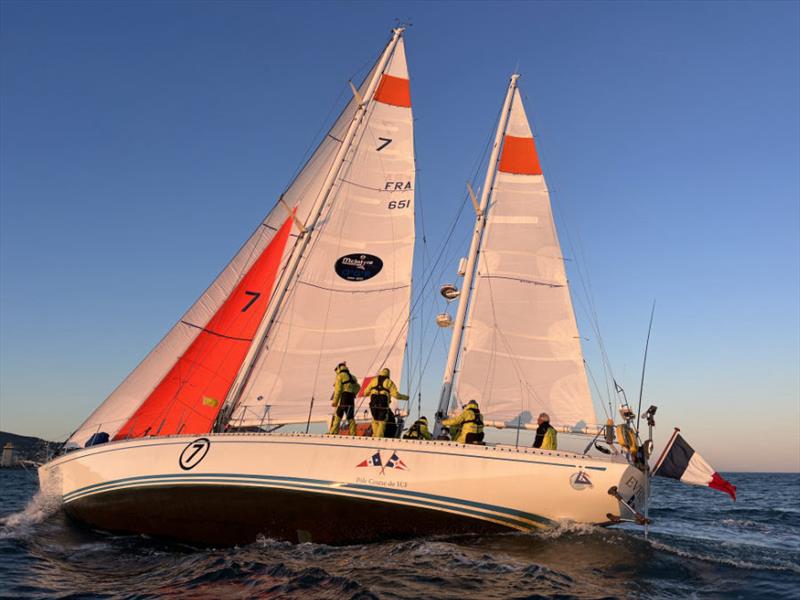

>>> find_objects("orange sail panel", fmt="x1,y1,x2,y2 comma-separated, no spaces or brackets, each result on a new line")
498,135,542,175
374,74,411,108
114,215,294,439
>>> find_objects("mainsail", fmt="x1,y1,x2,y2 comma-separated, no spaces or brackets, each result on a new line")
67,29,414,445
229,37,415,427
449,79,595,431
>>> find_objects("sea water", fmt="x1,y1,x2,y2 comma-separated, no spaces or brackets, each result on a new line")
1,470,798,599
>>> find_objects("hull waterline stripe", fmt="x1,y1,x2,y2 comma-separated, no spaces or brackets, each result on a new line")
61,473,555,529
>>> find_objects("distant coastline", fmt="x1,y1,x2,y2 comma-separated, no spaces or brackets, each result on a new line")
0,431,58,467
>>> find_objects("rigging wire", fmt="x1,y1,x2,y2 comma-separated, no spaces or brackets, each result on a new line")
636,301,656,433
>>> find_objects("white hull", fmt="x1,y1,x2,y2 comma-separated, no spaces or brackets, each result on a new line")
39,433,647,545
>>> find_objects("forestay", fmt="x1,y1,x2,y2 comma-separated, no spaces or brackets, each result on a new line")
228,38,415,427
454,88,595,431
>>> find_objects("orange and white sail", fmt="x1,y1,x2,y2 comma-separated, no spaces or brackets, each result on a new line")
229,37,415,427
454,84,595,431
68,31,414,445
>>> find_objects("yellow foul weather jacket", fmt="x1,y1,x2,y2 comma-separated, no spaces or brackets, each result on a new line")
332,370,360,407
442,404,483,443
362,377,408,402
404,418,432,440
541,426,557,450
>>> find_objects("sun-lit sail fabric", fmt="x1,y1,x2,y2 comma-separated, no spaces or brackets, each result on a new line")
454,89,595,430
229,39,415,427
112,215,294,440
66,69,370,446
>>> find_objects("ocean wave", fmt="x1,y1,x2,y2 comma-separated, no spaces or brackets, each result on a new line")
148,557,375,599
653,505,799,520
648,538,800,574
2,472,799,599
719,518,776,533
0,487,61,539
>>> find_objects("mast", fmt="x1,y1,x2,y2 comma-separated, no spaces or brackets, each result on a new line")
218,28,406,429
434,73,519,435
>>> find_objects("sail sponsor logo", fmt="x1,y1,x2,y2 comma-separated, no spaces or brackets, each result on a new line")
569,470,593,490
179,438,210,470
335,254,383,281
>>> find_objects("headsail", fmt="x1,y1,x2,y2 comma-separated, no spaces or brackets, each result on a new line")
453,83,595,431
112,215,295,440
67,30,412,445
229,37,415,427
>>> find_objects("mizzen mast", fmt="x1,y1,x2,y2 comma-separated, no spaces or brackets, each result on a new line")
434,73,519,435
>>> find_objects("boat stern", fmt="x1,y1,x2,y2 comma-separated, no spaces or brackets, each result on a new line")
608,463,650,524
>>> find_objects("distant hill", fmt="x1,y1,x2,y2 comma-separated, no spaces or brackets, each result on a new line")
0,431,60,465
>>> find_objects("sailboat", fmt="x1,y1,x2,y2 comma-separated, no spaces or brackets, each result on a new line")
38,28,652,546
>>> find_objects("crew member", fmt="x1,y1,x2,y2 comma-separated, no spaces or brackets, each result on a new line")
441,400,484,444
403,416,432,440
533,412,557,450
328,362,360,436
362,368,408,438
385,409,399,438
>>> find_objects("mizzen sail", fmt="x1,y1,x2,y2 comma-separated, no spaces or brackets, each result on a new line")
454,86,595,430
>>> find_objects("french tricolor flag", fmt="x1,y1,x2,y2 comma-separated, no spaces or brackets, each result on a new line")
653,429,736,501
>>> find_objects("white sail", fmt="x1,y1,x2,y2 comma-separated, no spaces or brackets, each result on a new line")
454,88,595,431
229,38,415,427
66,43,389,446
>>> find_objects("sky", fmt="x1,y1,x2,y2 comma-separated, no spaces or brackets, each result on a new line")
1,1,798,472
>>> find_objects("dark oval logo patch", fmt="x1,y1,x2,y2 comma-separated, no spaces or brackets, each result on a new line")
179,437,210,470
334,254,383,281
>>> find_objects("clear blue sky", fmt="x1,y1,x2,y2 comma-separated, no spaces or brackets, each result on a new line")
1,1,797,471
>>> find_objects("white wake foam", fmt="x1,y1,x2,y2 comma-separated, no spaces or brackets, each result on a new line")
535,520,601,539
0,487,62,539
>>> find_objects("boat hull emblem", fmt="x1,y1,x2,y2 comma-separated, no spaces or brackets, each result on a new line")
355,451,408,473
179,437,211,470
334,254,383,281
570,471,593,490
